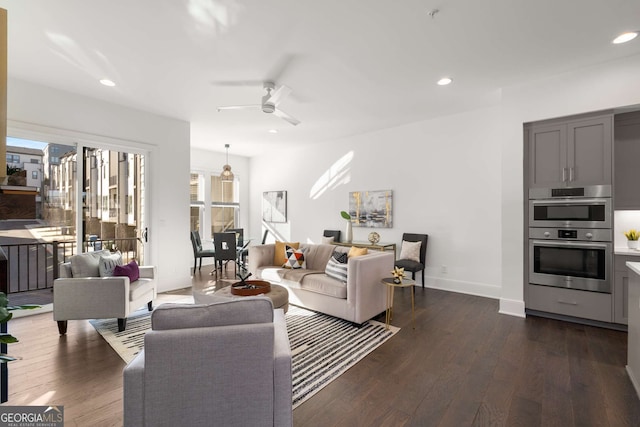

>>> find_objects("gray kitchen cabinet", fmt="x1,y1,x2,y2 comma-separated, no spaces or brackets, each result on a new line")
528,114,612,188
614,254,636,325
614,111,640,209
526,283,612,322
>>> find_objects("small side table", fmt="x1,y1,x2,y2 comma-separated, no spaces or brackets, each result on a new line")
381,277,416,330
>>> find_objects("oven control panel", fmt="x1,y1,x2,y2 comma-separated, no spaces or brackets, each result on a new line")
529,228,612,242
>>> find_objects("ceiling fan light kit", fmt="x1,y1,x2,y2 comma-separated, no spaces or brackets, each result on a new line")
217,81,301,126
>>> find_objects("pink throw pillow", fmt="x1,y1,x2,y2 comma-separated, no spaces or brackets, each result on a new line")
114,260,140,282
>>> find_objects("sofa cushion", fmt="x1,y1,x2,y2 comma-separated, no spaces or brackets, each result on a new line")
114,260,140,282
283,245,307,269
70,250,111,277
274,241,299,267
130,278,155,301
321,236,335,244
299,243,337,270
98,251,123,277
151,298,274,330
300,273,347,299
399,240,421,262
325,257,348,283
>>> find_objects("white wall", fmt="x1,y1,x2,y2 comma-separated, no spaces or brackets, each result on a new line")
499,53,640,316
7,78,192,292
249,106,504,298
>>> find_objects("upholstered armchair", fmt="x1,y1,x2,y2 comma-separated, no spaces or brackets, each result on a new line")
53,250,157,334
123,298,293,427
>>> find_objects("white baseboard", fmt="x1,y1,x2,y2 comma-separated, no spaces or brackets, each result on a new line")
498,298,526,318
423,276,501,299
627,365,640,400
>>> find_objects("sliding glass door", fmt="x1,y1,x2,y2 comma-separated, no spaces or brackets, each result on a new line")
82,147,146,263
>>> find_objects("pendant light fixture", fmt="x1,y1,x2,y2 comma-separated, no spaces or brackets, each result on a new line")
220,144,234,182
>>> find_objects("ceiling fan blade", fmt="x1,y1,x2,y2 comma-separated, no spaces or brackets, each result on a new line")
211,80,262,87
217,105,261,112
273,108,300,126
267,85,293,106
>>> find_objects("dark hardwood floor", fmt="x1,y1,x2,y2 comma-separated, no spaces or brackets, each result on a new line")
4,266,640,426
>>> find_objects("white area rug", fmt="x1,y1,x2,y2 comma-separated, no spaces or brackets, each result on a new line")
90,302,398,409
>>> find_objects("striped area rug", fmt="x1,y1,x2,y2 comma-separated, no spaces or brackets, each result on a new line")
287,306,398,408
90,303,399,409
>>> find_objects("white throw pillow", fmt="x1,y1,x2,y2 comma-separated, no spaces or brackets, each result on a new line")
99,251,123,277
321,236,335,244
399,240,421,262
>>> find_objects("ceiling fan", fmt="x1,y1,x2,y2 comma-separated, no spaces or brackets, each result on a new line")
217,82,301,126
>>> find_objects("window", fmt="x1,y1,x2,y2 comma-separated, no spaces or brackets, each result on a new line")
50,156,59,163
189,171,239,239
32,171,38,179
6,154,19,163
210,175,238,234
30,159,39,164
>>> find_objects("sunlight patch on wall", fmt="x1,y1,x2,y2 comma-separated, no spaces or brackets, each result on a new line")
309,151,353,200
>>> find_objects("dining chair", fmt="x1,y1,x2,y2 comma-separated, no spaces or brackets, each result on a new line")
227,228,249,266
213,232,237,277
190,231,215,272
323,229,341,243
395,233,428,287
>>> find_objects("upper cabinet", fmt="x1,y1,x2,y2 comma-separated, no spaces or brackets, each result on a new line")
528,115,613,188
614,112,640,210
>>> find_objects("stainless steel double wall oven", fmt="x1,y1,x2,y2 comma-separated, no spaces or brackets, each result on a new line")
528,185,612,293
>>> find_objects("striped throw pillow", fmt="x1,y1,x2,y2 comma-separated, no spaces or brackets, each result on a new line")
325,257,348,282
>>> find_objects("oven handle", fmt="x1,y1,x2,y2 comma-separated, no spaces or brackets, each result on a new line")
530,198,608,206
531,239,610,249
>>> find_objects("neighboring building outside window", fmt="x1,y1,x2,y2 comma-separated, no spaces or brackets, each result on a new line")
189,171,239,239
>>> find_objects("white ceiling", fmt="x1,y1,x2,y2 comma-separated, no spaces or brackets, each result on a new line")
1,0,639,157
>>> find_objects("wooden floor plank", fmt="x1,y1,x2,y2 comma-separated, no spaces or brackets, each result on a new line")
2,266,638,426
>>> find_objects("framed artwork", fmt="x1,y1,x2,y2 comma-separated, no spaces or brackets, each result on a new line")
262,191,287,223
348,190,393,228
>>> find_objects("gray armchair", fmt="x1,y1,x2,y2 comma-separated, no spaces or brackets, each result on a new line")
123,297,293,427
54,251,156,334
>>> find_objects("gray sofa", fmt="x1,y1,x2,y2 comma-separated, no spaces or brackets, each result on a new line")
248,243,393,324
123,297,292,427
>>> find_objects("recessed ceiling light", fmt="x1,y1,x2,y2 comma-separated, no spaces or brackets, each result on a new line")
99,79,116,87
437,77,453,86
613,31,638,44
268,129,278,134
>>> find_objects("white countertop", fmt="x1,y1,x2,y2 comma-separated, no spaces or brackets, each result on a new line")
615,247,640,256
626,261,640,276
